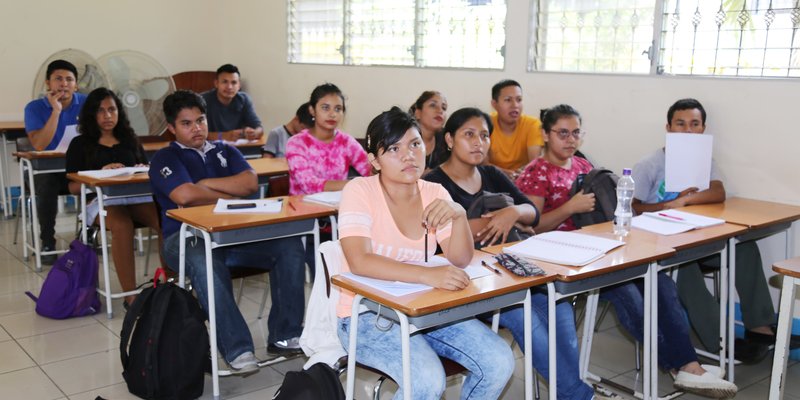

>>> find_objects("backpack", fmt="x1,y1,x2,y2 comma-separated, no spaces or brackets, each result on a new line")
120,268,210,400
26,239,101,319
466,191,530,246
272,362,345,400
569,168,619,228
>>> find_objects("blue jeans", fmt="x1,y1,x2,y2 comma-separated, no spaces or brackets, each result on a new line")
163,232,305,363
499,292,594,400
601,272,697,371
338,312,514,400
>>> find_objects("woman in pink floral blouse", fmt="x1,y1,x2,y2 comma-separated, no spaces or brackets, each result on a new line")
286,83,371,195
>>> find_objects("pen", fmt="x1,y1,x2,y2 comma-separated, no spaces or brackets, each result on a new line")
424,223,428,263
481,260,502,275
658,212,684,221
289,201,297,211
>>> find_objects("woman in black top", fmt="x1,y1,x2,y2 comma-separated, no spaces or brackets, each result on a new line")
422,107,598,399
66,88,161,306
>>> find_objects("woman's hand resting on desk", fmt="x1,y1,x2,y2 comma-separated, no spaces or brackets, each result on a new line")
477,206,520,247
420,266,470,291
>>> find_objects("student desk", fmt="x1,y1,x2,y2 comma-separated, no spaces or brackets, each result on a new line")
681,197,800,379
15,150,68,271
0,121,26,218
167,199,337,400
142,137,267,160
768,257,800,399
332,250,557,400
484,232,675,400
65,157,293,318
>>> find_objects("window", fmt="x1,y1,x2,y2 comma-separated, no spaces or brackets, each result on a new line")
287,0,507,69
529,0,800,77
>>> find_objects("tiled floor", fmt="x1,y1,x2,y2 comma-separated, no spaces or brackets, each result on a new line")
0,209,796,399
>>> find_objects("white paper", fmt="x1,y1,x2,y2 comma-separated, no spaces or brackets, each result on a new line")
632,210,725,235
53,124,79,153
503,231,624,266
631,215,695,235
213,198,283,214
77,166,149,179
665,133,713,192
340,256,492,297
303,191,342,207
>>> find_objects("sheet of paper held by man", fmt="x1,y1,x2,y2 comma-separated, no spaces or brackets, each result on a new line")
53,124,79,153
665,133,713,192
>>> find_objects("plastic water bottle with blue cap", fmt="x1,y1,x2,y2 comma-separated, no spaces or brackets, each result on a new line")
613,168,635,237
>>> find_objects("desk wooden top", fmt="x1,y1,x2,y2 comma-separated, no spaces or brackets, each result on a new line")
773,257,800,278
0,121,25,131
66,158,287,187
166,195,336,233
142,137,266,152
579,221,746,252
14,150,65,159
331,250,558,316
482,230,675,282
680,197,800,230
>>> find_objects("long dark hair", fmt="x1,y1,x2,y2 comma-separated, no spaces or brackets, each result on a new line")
438,107,493,163
365,107,420,156
78,87,144,164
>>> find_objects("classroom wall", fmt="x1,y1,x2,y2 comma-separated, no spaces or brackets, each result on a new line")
1,1,799,292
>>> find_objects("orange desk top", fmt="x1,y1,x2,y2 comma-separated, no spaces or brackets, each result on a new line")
482,228,675,282
0,121,24,131
331,250,557,317
773,257,800,278
580,221,747,253
681,197,800,230
166,195,335,233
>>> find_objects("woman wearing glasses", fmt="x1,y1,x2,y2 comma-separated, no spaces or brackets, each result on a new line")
516,105,737,398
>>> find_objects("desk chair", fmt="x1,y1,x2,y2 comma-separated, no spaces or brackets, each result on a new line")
310,241,473,400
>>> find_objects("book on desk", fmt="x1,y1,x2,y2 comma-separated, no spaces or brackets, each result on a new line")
77,166,149,179
303,191,342,207
632,209,725,235
503,231,624,266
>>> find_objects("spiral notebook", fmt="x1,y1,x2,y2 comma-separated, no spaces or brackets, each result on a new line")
503,231,624,266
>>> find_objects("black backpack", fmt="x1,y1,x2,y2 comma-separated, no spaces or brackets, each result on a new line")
272,363,345,400
120,269,210,400
569,168,619,228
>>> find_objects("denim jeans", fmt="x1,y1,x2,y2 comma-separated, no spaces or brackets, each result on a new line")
601,272,697,371
499,292,594,400
33,172,68,247
338,312,514,400
163,232,305,363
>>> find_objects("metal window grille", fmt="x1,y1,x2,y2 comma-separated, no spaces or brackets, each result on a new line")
287,0,507,69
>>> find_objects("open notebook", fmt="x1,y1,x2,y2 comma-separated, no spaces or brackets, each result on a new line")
503,231,624,267
631,209,724,235
77,166,149,179
340,255,492,297
303,191,342,207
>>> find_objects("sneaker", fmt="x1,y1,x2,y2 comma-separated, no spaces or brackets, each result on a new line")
734,338,769,364
40,245,57,265
267,336,303,355
229,351,259,376
673,366,737,398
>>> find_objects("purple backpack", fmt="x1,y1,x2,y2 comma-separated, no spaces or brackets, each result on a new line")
27,240,101,319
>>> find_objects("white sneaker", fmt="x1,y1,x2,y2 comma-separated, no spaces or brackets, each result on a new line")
268,336,302,355
673,367,737,398
229,351,259,375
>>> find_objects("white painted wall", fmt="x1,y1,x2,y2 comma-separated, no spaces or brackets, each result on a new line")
1,1,799,299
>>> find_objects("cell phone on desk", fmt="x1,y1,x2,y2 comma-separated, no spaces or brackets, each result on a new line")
226,203,256,210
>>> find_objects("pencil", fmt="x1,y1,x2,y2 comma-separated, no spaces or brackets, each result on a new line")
481,260,502,275
289,201,296,211
424,224,428,263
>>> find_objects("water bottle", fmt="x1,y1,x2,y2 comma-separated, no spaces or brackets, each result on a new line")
613,168,635,237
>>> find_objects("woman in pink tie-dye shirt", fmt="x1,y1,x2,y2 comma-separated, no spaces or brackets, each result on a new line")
286,83,371,195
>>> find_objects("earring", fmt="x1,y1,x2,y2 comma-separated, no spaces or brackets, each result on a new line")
447,146,452,151
311,116,315,121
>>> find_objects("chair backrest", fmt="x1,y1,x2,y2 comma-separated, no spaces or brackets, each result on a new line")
172,71,216,93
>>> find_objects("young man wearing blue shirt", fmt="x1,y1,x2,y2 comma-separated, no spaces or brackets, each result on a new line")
202,64,264,142
149,90,305,375
24,59,86,263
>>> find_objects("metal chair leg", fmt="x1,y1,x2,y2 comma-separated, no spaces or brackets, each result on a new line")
595,300,611,333
235,278,245,304
257,274,269,319
635,340,641,371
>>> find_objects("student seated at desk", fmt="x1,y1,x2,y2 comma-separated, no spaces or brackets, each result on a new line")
262,102,312,158
515,104,737,398
337,107,514,399
408,90,448,170
632,98,794,362
286,83,371,195
423,107,600,399
487,79,543,180
66,88,161,307
149,91,305,375
202,64,264,142
24,59,86,264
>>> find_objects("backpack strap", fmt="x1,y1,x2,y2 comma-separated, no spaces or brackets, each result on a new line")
119,286,157,368
143,284,176,398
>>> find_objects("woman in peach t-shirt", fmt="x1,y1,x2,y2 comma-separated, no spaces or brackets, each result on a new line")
336,107,514,399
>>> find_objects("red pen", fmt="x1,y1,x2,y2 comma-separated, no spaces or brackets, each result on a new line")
658,212,684,221
289,201,297,211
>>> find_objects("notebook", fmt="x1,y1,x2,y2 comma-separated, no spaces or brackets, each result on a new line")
631,209,725,235
77,166,149,179
303,191,342,207
502,231,624,266
340,255,493,297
